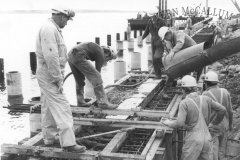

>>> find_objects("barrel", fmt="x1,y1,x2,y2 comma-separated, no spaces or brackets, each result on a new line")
114,61,126,82
84,78,95,98
226,139,240,157
131,52,141,70
6,71,22,97
28,96,41,137
128,38,134,49
163,37,240,79
116,40,124,51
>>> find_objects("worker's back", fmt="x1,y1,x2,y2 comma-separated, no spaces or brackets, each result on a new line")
179,93,225,131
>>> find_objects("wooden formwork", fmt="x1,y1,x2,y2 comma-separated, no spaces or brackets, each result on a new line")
1,74,183,160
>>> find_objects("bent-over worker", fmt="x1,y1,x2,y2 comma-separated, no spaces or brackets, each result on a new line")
162,75,226,160
158,26,203,86
36,6,85,152
68,42,118,109
202,71,233,160
141,14,166,79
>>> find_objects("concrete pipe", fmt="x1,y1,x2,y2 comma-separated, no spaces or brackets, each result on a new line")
162,37,240,79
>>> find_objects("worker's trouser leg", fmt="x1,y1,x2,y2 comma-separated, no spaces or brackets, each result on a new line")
212,136,219,160
37,64,76,147
219,130,228,160
68,52,103,89
152,47,164,78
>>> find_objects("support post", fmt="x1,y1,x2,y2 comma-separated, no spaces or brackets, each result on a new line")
124,31,127,41
116,33,120,41
107,35,111,46
95,37,100,45
30,52,37,75
134,30,137,38
0,58,4,89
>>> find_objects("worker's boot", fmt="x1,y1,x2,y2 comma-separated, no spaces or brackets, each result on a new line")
76,87,91,107
63,144,86,153
94,85,118,110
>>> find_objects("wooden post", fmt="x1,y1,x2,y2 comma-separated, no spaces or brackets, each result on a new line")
0,58,4,89
116,33,120,41
134,30,137,38
139,29,143,36
30,52,37,75
107,35,111,46
124,31,127,41
95,37,100,45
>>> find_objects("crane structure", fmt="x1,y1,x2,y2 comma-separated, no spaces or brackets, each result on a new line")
231,0,240,12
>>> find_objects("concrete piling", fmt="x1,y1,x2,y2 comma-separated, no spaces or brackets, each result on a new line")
0,58,4,90
30,52,37,75
116,33,120,41
107,35,111,46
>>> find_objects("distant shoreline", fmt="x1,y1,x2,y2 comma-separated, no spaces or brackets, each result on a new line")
0,10,138,14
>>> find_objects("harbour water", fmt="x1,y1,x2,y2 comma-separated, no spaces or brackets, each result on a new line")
0,12,152,145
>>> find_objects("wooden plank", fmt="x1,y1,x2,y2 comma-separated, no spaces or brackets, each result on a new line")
141,130,157,156
73,118,172,130
22,132,43,146
169,95,183,118
145,135,165,160
101,132,128,154
105,78,162,119
154,148,165,160
71,107,169,117
99,152,145,160
1,144,98,160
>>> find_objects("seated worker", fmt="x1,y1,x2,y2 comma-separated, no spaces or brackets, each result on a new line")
158,26,203,86
212,22,223,45
202,71,233,160
68,42,118,109
162,75,226,160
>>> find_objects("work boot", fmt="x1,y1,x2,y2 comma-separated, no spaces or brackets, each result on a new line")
63,144,86,153
76,87,91,107
94,85,118,110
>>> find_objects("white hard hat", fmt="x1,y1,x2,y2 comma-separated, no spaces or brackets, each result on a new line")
181,75,198,87
52,6,75,20
158,26,170,40
204,71,219,82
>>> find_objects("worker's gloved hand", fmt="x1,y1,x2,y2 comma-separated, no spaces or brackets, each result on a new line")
30,103,41,113
167,50,175,61
162,119,172,126
56,80,63,94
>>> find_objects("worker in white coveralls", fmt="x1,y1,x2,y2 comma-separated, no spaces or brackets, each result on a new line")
202,71,233,160
162,75,226,160
185,15,193,36
36,6,86,152
67,42,118,109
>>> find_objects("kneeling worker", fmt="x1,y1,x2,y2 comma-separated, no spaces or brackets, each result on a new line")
162,75,226,160
68,42,118,109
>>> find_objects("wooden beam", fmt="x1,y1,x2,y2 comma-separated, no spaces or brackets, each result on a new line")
101,132,128,154
1,144,98,160
73,118,172,130
145,135,165,160
71,107,169,117
99,152,145,160
169,95,183,118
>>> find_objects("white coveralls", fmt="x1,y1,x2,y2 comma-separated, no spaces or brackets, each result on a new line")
181,97,213,160
36,18,76,147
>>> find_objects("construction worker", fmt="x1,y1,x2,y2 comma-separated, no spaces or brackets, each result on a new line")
68,42,118,109
202,71,233,160
213,22,223,45
140,13,166,79
36,7,86,152
162,75,226,160
158,26,203,86
185,15,193,36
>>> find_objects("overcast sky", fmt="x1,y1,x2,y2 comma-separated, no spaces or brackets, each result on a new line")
0,0,239,14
